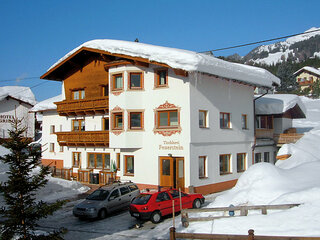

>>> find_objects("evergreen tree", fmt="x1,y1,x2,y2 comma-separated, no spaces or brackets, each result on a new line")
0,118,66,239
275,62,298,93
311,80,320,99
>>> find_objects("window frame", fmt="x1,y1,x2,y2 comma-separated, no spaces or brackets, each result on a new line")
156,109,179,129
87,153,111,170
116,153,120,171
59,145,64,152
50,125,55,134
256,115,273,129
72,89,85,100
101,84,109,96
111,73,124,91
241,114,248,130
199,110,208,128
124,155,134,176
72,119,85,132
255,152,262,163
128,72,144,90
219,154,231,175
264,152,270,163
111,112,124,130
128,110,144,130
220,112,231,129
102,117,109,131
199,156,207,179
154,68,168,88
49,143,54,152
237,153,246,172
72,152,81,167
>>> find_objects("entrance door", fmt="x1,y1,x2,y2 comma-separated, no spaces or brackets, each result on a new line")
159,157,184,190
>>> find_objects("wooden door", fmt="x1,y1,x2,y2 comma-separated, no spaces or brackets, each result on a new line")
175,157,185,191
159,157,174,188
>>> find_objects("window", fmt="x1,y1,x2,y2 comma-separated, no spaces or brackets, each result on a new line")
101,85,108,96
128,111,143,130
220,112,231,129
49,143,54,152
88,153,111,169
72,119,85,131
264,152,270,162
220,154,231,175
120,186,130,195
129,72,143,90
50,125,55,134
156,192,170,202
112,112,123,130
72,89,85,100
155,69,168,87
103,117,109,130
72,152,81,167
199,156,207,178
199,110,208,128
116,153,120,170
255,153,262,163
125,155,134,175
157,110,178,128
237,153,246,172
59,146,64,152
241,114,247,129
112,73,123,90
256,116,273,129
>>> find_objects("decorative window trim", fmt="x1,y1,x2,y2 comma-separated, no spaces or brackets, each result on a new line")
124,155,134,176
87,152,111,170
127,110,144,131
111,72,124,95
154,68,168,88
110,106,124,135
199,110,208,128
127,71,144,91
153,101,181,136
219,154,231,175
237,153,246,172
72,152,81,167
220,112,231,129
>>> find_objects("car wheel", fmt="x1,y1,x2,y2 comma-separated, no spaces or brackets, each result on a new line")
150,211,162,224
98,209,107,219
193,198,201,209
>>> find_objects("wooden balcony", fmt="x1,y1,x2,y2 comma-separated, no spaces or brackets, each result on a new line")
255,129,274,139
56,130,109,147
274,133,303,145
55,96,109,116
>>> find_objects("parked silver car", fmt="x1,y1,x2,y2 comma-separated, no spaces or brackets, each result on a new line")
73,181,140,219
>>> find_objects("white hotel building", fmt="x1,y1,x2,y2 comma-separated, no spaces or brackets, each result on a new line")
38,40,280,194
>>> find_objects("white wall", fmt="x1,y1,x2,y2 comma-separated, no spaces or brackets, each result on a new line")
274,117,292,134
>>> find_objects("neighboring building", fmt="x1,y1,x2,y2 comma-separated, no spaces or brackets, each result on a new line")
294,66,320,92
0,86,36,139
254,94,306,163
39,39,280,194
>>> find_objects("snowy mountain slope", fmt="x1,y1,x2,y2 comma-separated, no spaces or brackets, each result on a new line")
243,27,320,65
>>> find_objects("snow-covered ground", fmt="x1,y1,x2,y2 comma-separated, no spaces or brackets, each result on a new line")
1,96,320,239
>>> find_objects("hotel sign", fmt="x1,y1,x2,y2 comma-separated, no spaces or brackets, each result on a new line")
159,140,183,150
0,115,14,123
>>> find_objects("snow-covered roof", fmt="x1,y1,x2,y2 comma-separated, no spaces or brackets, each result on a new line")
0,86,36,106
293,66,320,77
255,94,306,118
47,39,280,88
30,94,62,112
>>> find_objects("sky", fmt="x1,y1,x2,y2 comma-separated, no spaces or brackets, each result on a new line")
0,0,319,102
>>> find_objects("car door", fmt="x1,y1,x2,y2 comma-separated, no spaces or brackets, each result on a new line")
119,186,131,208
156,192,173,216
107,189,121,212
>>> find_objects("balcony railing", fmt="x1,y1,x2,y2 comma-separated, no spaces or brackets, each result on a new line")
56,131,109,147
55,96,109,116
255,129,274,139
274,133,303,145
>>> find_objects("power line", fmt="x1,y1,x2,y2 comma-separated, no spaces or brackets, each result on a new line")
0,76,40,83
199,28,320,53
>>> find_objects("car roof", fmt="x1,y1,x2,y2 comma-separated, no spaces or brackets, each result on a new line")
99,182,136,191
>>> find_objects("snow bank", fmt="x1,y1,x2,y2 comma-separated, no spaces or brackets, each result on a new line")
30,94,62,112
0,86,36,106
255,94,306,116
48,39,280,88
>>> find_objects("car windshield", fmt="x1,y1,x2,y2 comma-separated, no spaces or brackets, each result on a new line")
132,194,151,205
86,189,109,201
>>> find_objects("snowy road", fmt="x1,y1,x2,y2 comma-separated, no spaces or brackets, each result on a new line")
36,200,173,240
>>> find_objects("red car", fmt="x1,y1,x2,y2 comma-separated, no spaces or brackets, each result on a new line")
129,189,205,223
